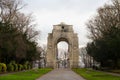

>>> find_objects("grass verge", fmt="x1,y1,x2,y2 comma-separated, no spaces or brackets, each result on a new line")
109,70,120,74
73,68,120,80
0,68,52,80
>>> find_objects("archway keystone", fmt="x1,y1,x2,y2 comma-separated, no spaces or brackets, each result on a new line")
46,22,79,68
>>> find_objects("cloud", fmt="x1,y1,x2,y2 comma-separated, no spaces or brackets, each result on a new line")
33,9,93,46
23,0,108,47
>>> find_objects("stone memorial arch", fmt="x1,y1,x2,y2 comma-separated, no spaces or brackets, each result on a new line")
46,22,79,68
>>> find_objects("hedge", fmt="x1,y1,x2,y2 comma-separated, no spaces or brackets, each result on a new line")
7,63,14,72
0,63,7,72
18,64,23,71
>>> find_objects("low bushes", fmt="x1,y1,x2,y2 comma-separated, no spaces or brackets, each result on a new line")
0,61,32,73
10,61,18,71
23,64,28,70
0,63,7,72
7,61,18,72
18,64,23,71
0,64,2,72
7,63,14,72
23,61,32,70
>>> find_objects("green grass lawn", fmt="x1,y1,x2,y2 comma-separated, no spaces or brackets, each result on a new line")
0,68,52,80
73,68,120,80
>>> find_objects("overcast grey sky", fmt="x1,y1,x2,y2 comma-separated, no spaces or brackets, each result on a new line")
22,0,109,48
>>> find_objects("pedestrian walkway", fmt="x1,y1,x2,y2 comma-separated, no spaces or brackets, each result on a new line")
36,68,86,80
105,71,120,77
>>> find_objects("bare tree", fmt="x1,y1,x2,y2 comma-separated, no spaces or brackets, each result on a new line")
0,0,25,23
87,0,120,40
86,0,120,69
0,0,40,64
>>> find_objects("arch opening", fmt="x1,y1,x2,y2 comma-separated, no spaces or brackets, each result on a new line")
56,41,70,68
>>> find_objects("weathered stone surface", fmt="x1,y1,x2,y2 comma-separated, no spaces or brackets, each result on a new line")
46,22,79,68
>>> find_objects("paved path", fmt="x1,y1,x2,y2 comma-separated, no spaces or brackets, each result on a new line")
36,68,86,80
104,71,120,77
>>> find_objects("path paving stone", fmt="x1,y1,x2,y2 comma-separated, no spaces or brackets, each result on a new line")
36,68,86,80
